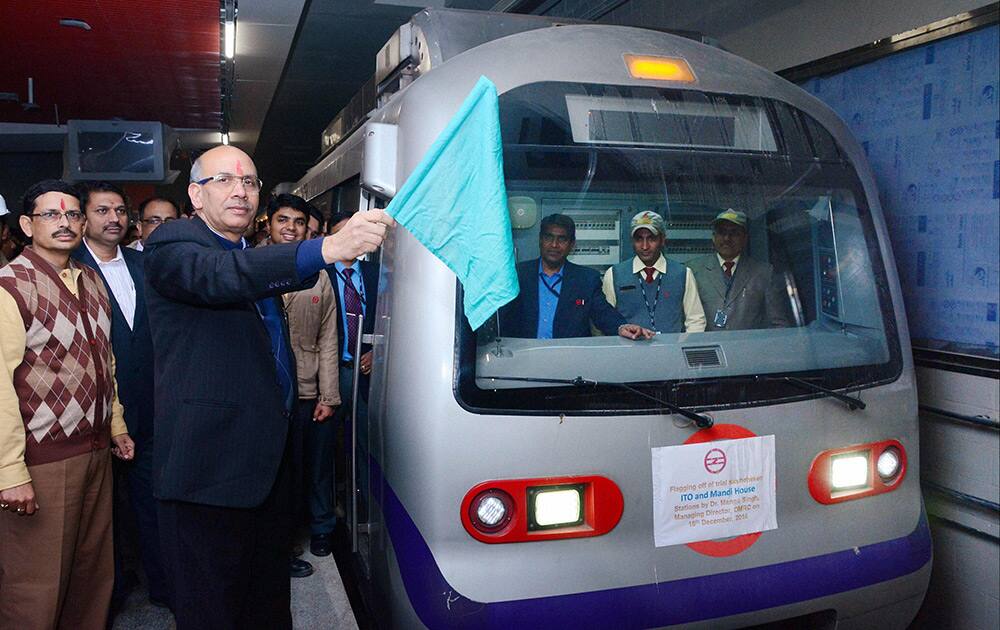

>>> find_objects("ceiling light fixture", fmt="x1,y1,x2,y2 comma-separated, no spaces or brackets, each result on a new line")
221,132,230,146
59,18,92,31
224,19,235,59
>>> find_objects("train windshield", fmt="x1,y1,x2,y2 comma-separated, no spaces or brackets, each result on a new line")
456,82,901,414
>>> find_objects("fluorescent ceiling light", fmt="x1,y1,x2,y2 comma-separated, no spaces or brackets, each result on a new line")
224,20,235,59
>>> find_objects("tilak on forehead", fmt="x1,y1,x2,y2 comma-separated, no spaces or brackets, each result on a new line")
60,198,66,210
235,160,244,177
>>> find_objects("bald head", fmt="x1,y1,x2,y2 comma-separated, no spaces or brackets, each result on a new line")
190,145,254,183
188,145,261,241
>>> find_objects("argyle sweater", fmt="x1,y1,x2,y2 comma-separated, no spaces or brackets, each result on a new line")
0,248,115,466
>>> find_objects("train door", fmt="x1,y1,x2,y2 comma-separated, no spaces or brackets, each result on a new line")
348,188,391,579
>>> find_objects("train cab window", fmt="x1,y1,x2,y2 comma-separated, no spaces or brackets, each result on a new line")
455,82,901,414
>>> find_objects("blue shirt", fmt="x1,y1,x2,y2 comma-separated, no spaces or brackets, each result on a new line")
330,261,367,362
209,232,326,410
536,260,563,339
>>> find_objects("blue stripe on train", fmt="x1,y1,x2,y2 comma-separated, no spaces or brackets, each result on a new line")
371,461,931,629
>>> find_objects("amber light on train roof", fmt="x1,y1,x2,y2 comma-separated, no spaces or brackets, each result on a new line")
624,54,697,83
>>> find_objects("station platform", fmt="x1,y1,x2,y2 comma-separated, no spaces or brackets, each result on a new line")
111,531,359,630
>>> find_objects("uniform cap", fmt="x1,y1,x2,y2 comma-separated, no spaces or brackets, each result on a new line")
712,208,747,228
630,210,665,236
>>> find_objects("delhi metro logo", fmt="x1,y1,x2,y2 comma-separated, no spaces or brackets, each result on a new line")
703,448,727,474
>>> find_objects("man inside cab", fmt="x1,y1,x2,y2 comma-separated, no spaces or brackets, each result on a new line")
501,213,652,340
602,211,706,333
689,209,791,331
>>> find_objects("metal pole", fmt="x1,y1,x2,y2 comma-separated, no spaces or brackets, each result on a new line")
350,313,364,553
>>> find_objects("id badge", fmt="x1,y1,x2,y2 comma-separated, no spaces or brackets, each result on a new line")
714,309,728,328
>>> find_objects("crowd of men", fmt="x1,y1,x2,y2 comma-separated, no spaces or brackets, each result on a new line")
0,141,788,629
500,207,791,341
0,145,390,630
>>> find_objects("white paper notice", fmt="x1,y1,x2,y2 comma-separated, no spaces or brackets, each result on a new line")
651,435,777,548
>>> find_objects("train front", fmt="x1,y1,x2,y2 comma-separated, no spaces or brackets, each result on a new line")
369,19,931,629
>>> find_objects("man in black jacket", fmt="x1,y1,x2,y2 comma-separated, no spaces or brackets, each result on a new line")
501,214,652,340
72,181,169,613
143,145,391,629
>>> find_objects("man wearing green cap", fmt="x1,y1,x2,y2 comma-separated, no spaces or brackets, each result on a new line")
689,209,791,331
602,210,706,333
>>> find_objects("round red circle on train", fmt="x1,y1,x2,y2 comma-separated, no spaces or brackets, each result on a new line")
683,423,763,558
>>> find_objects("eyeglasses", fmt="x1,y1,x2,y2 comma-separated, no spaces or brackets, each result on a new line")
30,210,85,223
195,173,263,193
92,205,129,218
141,217,177,226
541,233,572,245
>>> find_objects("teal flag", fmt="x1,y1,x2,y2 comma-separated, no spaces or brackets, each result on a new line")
385,76,519,330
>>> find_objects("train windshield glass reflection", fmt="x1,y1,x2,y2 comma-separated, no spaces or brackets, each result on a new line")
456,82,902,414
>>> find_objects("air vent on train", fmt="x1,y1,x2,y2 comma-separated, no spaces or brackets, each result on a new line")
683,346,724,368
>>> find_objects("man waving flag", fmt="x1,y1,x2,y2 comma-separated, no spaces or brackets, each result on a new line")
384,76,519,330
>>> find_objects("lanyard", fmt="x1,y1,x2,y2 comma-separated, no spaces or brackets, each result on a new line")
640,273,663,329
539,273,562,298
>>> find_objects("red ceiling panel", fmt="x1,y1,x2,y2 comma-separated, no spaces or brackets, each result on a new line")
1,0,221,129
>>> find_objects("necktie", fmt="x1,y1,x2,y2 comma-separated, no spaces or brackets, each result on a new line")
343,268,363,354
723,261,735,279
643,267,656,283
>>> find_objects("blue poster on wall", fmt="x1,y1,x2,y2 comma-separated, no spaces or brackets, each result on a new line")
800,24,1000,358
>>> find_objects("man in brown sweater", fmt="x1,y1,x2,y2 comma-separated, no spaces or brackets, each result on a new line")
0,179,135,629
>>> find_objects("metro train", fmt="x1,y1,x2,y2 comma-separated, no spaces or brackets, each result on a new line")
294,9,931,629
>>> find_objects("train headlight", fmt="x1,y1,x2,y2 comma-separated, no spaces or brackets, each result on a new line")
877,447,902,482
830,453,870,490
469,489,513,534
808,440,908,504
529,485,584,530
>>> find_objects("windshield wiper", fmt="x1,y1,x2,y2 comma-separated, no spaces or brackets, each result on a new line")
671,374,866,411
774,376,865,411
485,375,714,428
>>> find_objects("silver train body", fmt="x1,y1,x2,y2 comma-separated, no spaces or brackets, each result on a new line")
295,9,931,628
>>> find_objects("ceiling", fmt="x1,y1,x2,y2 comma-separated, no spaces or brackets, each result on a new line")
1,0,221,129
251,0,423,189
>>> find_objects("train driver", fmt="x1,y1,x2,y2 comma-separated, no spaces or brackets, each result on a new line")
499,214,653,340
602,211,706,333
688,209,792,330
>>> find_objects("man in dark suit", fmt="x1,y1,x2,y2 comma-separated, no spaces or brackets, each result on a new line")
72,181,169,612
143,145,391,629
501,213,652,340
689,209,792,331
322,211,379,556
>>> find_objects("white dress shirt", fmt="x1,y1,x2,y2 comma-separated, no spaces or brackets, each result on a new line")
83,239,136,329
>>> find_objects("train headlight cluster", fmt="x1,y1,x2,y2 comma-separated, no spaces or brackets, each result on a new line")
461,476,623,543
808,439,908,504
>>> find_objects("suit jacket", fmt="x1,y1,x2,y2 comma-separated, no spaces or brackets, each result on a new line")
143,216,315,508
500,259,625,338
71,244,155,449
688,253,792,331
